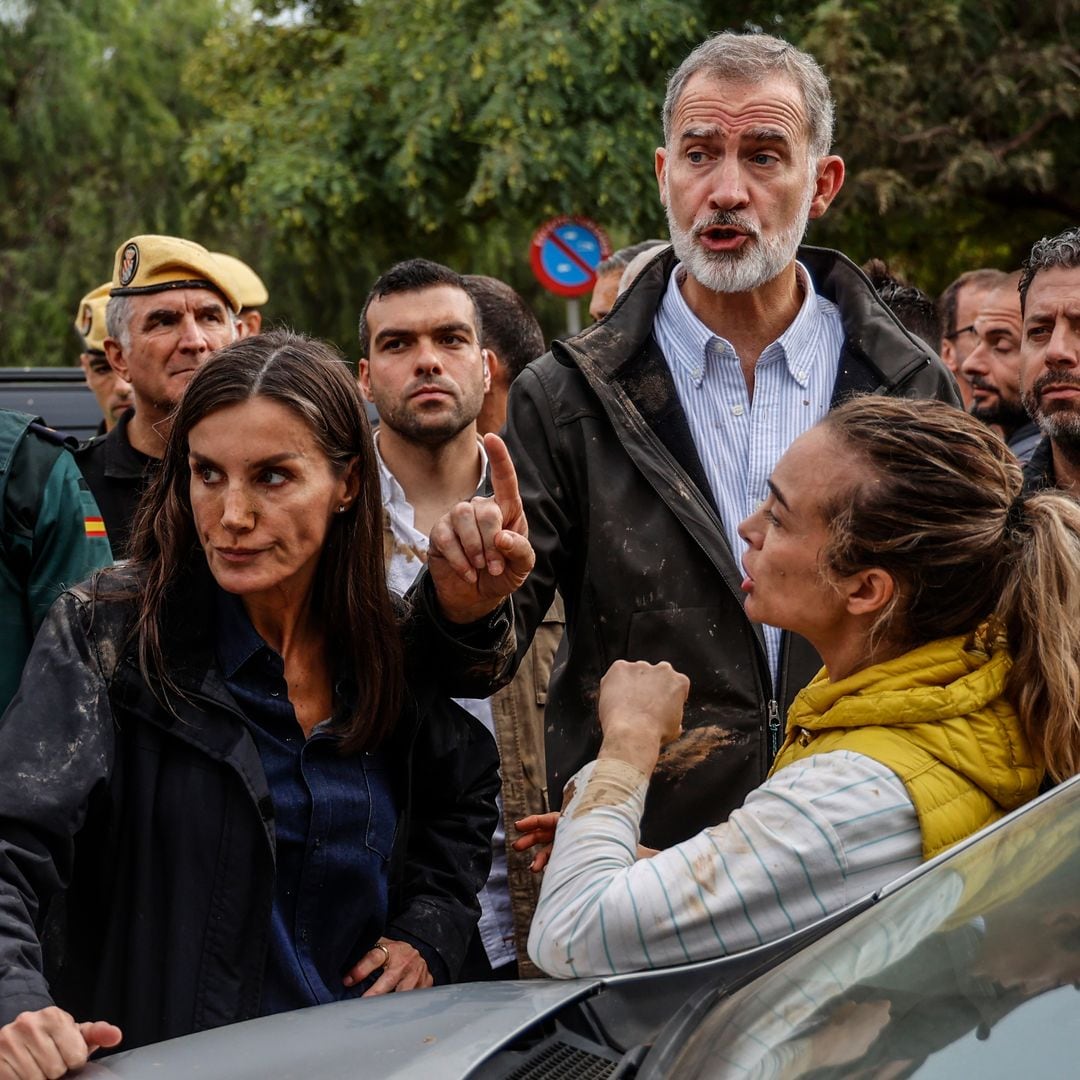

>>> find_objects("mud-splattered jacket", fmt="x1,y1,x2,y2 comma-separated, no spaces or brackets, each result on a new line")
0,561,500,1051
471,245,960,850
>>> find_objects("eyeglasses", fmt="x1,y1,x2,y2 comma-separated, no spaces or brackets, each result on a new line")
943,324,976,341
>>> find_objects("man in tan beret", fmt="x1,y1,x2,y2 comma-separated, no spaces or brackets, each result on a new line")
213,252,269,337
74,283,134,435
75,235,241,556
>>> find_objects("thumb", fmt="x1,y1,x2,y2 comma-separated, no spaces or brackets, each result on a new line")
79,1020,123,1051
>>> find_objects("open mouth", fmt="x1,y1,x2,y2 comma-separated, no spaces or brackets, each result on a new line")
696,225,751,252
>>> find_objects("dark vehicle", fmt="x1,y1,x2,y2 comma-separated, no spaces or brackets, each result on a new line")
0,367,380,437
0,367,101,441
81,774,1080,1079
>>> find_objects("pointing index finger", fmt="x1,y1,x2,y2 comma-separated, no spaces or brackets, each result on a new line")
484,433,525,535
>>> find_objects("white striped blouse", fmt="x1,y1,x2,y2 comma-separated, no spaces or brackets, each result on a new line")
528,751,922,978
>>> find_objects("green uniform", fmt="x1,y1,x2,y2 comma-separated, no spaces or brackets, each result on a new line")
0,410,113,711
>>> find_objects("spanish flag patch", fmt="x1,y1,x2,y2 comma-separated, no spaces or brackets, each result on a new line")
84,517,107,537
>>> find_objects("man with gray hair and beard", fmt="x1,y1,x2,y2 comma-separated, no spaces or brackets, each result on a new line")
424,31,959,850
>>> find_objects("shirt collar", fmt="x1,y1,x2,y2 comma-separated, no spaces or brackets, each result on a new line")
658,260,823,389
373,429,490,509
214,586,270,680
104,407,156,480
212,583,356,722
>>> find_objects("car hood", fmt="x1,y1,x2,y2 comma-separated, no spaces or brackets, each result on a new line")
82,978,603,1080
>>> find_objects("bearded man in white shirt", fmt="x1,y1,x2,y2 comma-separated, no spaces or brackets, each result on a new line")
358,259,562,979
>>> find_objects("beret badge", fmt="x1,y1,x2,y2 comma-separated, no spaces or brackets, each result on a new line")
119,243,140,287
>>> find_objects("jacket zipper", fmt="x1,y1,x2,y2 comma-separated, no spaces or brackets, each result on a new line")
767,698,782,759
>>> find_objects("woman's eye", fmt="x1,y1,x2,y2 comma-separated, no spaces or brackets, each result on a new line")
195,465,221,484
259,469,288,487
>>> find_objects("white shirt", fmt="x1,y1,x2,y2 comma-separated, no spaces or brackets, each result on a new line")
528,751,921,978
653,263,845,688
375,435,517,970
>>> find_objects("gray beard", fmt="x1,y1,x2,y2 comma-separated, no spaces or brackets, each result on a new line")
665,177,814,294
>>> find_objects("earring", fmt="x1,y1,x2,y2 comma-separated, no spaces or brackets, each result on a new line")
337,504,347,513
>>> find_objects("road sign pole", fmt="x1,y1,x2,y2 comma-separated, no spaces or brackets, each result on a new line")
565,298,581,336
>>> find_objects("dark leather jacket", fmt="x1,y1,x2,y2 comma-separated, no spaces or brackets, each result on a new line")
485,245,960,849
0,561,499,1051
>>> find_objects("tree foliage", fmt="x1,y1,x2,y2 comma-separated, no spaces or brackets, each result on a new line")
1,0,1077,367
0,0,223,365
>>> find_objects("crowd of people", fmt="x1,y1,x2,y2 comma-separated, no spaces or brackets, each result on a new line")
1,26,1079,1079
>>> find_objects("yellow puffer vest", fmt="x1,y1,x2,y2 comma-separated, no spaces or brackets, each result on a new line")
769,632,1042,860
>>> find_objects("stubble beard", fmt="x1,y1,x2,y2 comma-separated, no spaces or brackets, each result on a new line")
382,402,475,447
665,170,816,294
968,390,1031,432
375,378,485,449
1022,372,1080,462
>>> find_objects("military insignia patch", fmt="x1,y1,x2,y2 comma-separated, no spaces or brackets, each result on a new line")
119,242,139,287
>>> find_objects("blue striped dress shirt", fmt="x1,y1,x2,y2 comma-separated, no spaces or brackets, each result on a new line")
653,262,845,689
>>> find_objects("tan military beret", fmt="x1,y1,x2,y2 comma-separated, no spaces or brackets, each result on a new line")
212,253,269,310
110,235,241,313
74,282,112,353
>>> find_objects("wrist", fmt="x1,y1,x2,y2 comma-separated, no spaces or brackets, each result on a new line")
597,727,663,776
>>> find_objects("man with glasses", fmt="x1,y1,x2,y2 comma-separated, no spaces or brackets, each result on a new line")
959,271,1041,462
938,269,1009,411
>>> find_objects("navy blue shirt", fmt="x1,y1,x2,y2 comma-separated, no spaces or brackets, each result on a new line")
215,589,398,1015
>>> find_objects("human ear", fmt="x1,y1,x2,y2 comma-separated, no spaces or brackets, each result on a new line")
655,147,668,206
844,567,894,618
357,359,374,403
104,339,131,384
338,457,362,509
481,348,493,393
808,156,845,220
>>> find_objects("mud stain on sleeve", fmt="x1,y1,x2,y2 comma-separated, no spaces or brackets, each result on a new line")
570,759,648,819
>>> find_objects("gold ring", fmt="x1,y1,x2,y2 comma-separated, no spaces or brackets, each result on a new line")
374,942,391,969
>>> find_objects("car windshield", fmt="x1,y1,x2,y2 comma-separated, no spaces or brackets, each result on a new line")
646,775,1080,1079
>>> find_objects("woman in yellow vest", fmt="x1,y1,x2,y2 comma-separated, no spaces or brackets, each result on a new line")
523,397,1080,978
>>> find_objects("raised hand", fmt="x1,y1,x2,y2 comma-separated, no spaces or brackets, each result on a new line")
428,432,535,624
596,660,690,775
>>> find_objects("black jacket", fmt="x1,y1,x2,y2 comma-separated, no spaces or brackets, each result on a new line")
491,245,960,849
0,561,499,1051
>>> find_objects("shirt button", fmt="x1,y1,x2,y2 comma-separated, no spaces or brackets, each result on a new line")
732,404,744,417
